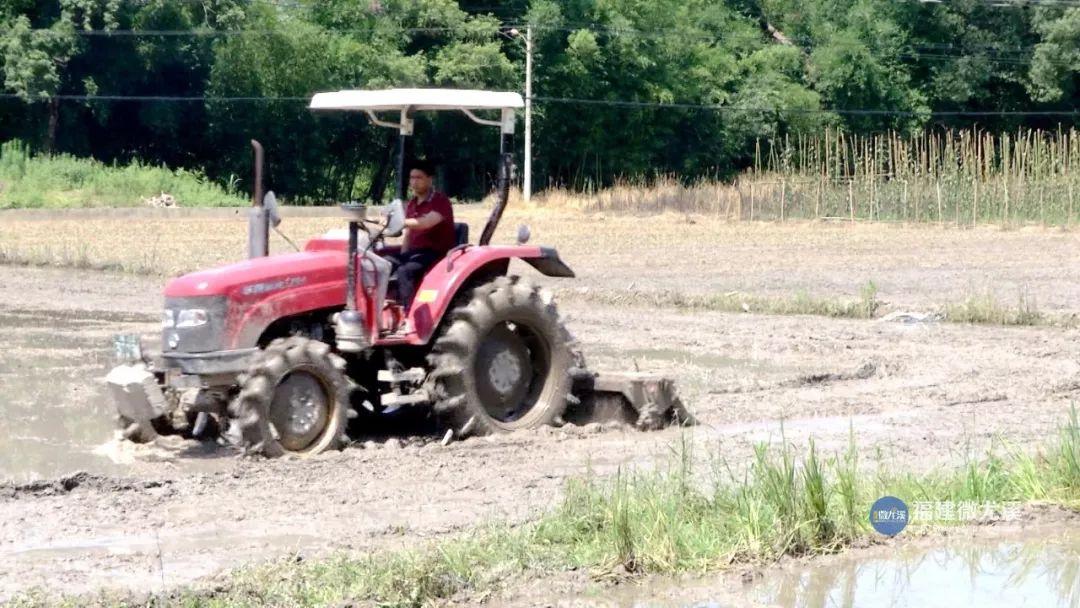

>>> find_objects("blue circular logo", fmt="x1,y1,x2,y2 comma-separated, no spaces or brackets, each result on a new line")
869,496,909,536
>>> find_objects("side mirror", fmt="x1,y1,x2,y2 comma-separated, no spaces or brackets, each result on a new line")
263,191,282,228
384,199,405,237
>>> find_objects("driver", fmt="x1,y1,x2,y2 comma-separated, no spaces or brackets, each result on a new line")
384,159,455,312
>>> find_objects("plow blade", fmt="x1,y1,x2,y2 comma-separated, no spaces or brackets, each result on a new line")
568,371,694,430
105,364,168,423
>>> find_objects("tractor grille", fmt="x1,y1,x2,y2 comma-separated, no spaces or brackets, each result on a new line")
162,296,228,353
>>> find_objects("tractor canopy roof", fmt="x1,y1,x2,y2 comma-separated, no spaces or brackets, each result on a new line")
309,88,523,112
309,88,522,136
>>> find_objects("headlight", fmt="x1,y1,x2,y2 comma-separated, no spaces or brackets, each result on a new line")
176,309,209,328
166,331,180,349
162,309,175,328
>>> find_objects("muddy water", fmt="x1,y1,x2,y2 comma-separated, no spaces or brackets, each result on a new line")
569,532,1080,607
0,308,156,481
750,532,1080,607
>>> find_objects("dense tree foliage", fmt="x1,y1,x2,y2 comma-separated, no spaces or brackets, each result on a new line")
1,0,1079,202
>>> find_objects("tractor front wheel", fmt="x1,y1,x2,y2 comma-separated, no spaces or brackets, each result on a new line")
428,276,572,437
232,337,353,457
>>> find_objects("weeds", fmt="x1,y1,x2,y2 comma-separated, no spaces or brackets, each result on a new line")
944,292,1047,326
0,140,245,209
535,128,1080,226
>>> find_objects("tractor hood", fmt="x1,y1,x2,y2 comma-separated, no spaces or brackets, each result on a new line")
163,250,348,300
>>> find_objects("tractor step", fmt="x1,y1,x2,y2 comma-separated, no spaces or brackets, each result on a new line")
381,388,432,408
377,367,427,384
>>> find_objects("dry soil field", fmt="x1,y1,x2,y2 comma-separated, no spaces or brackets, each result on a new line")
0,208,1078,603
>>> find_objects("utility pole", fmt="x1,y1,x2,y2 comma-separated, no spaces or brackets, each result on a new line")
523,24,532,203
509,26,533,202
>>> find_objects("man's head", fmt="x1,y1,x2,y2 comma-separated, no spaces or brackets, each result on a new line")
409,159,436,198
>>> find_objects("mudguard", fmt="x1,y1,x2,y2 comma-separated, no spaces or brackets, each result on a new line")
398,244,575,345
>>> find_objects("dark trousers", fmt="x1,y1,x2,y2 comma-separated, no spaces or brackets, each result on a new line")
384,249,441,311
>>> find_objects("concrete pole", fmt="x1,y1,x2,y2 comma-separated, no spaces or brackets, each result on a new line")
523,25,533,203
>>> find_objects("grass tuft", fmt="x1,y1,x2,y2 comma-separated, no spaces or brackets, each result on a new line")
944,292,1047,326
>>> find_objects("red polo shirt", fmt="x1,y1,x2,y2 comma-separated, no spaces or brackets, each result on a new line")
404,191,455,254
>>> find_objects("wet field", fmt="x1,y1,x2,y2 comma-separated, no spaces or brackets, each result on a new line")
0,308,154,481
1,251,1079,601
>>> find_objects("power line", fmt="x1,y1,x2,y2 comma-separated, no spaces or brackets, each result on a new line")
3,23,1063,64
0,25,495,36
4,92,1078,117
910,0,1080,6
0,94,308,102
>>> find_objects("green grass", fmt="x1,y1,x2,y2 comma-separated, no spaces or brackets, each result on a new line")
0,140,245,209
15,409,1080,608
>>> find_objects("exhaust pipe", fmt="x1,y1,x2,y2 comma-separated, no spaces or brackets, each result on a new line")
248,139,269,259
336,202,367,352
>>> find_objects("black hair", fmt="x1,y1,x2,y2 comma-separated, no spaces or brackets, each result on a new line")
411,159,437,177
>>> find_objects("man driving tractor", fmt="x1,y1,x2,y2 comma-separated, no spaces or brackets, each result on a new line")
384,159,455,312
105,88,688,458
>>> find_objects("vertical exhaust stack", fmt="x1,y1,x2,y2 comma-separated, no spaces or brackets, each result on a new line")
336,202,368,353
478,111,517,246
248,140,269,259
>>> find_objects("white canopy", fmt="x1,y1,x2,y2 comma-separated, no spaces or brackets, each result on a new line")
309,88,524,112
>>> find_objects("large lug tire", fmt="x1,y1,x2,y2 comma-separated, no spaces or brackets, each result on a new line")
428,275,573,437
231,337,353,457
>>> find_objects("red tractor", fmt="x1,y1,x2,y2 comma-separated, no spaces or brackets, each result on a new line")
107,89,689,457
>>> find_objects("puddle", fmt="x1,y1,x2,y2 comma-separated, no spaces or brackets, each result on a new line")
0,307,158,481
0,366,122,481
565,531,1080,607
750,531,1080,607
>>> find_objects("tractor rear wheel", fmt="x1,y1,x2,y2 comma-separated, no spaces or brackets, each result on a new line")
428,276,572,437
232,337,352,457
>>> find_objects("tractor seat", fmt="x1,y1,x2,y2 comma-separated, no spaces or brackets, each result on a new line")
385,223,469,292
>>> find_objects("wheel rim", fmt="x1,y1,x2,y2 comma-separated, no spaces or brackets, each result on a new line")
270,369,331,452
473,321,551,424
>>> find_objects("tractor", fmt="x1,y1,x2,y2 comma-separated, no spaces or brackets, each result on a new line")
106,88,690,457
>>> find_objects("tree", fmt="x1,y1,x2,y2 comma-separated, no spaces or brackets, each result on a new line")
0,14,76,150
1030,7,1080,103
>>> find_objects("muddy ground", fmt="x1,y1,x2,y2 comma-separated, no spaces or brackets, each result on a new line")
1,242,1079,601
